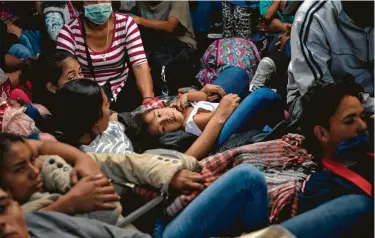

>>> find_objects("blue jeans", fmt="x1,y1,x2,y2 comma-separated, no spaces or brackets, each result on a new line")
8,30,41,58
281,194,373,238
163,164,269,238
212,66,249,99
216,88,284,146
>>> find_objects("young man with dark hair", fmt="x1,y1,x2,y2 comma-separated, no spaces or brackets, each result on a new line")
295,80,373,235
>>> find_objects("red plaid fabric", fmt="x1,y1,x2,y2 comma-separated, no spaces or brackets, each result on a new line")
134,134,315,223
142,97,164,110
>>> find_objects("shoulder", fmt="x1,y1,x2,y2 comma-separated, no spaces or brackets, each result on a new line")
294,0,338,23
60,18,80,35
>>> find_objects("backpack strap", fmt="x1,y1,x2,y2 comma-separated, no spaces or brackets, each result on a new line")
322,158,372,197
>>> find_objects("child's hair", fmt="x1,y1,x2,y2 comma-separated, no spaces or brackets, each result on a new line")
55,78,103,146
32,50,77,112
0,132,24,187
300,77,364,159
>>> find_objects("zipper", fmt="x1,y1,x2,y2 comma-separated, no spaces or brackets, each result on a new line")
364,26,373,63
365,31,369,63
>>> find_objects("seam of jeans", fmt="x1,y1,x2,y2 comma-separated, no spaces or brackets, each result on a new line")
237,81,250,97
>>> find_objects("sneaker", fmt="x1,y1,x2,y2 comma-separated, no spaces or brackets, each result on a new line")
249,57,276,92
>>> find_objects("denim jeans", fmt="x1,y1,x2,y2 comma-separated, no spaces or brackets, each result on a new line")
212,66,250,99
281,194,374,238
8,30,41,59
216,88,284,146
162,164,269,238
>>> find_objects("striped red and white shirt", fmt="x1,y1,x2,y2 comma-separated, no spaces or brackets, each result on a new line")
56,13,147,98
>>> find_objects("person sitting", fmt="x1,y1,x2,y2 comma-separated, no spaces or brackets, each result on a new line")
287,0,374,114
259,0,294,34
0,187,151,238
132,1,198,95
296,80,373,236
143,88,284,159
41,1,79,41
56,0,154,112
0,132,269,237
222,0,260,39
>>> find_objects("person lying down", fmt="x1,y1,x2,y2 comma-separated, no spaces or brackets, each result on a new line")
142,89,282,160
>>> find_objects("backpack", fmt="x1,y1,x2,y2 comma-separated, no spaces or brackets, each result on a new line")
196,37,261,86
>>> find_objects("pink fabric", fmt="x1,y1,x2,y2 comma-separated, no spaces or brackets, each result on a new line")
284,110,289,120
2,107,38,136
9,88,31,104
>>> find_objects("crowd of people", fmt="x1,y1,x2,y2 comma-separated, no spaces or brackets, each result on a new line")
0,1,373,238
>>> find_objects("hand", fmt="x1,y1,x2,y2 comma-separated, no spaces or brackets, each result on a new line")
215,94,240,122
170,169,205,194
200,84,226,101
142,97,153,104
275,31,291,51
170,94,188,112
257,18,270,34
64,174,120,214
133,15,141,25
71,155,102,185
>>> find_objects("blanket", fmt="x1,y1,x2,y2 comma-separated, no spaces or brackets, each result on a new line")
134,134,316,223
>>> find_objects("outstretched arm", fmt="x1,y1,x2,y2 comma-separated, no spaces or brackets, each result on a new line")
185,94,240,159
27,139,101,184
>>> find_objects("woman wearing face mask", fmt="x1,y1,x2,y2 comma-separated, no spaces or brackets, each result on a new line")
56,0,154,112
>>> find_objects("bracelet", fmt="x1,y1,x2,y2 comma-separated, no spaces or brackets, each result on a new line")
143,97,153,101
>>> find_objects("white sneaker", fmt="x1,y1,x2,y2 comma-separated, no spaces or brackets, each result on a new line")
249,57,276,92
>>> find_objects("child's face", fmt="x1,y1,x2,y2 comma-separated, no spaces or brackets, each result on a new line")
144,107,185,136
1,141,42,204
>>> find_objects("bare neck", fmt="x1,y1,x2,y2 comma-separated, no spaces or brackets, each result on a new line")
79,133,95,145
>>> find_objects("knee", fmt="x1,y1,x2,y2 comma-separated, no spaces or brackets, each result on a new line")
251,88,281,104
229,67,249,82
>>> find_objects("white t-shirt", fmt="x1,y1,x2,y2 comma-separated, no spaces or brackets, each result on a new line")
185,101,219,136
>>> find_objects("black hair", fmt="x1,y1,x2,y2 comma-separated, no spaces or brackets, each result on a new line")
0,133,24,170
300,78,364,158
55,78,103,146
0,22,19,54
41,1,67,9
72,1,117,15
32,50,77,113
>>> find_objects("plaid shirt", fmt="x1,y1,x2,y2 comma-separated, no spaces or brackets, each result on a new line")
134,134,316,223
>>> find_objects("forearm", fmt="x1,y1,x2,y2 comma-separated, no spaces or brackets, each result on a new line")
267,18,291,33
27,139,92,166
264,2,280,20
138,17,177,33
186,91,208,102
133,63,154,99
5,54,23,69
40,195,74,215
185,116,226,160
